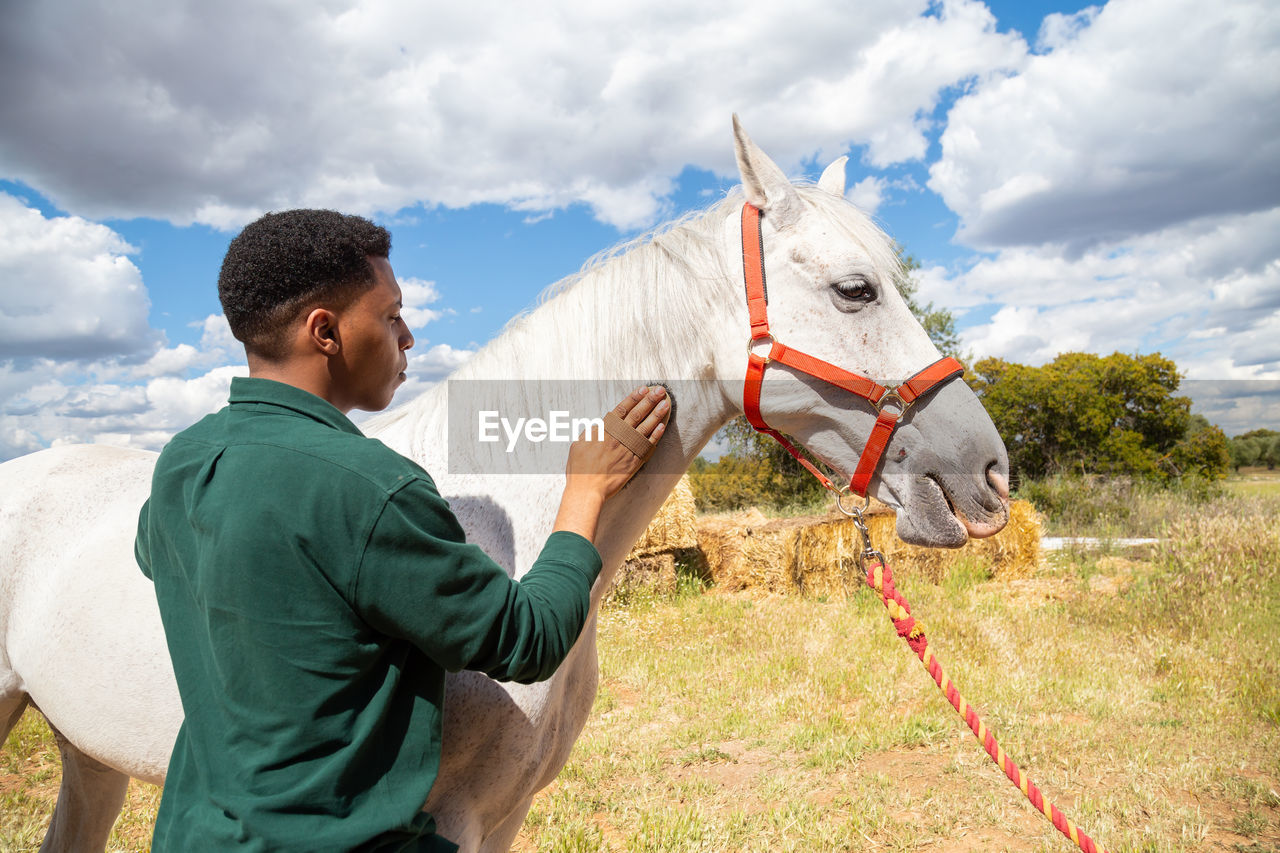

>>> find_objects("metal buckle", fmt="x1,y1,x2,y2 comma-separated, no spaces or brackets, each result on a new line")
876,388,909,417
747,334,775,364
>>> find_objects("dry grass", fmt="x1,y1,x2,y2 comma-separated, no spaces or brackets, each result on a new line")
4,489,1278,852
513,490,1280,852
1225,467,1280,499
0,717,159,853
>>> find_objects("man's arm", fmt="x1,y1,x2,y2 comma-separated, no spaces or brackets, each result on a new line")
353,480,600,683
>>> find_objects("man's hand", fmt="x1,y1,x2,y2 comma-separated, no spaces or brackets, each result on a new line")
552,386,669,542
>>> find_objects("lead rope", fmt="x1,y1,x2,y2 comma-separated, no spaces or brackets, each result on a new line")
841,501,1110,853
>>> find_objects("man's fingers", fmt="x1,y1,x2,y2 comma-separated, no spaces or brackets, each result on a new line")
613,385,667,429
636,398,669,439
611,386,648,419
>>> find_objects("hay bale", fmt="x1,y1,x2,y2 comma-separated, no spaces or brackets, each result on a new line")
628,474,698,557
695,500,1042,597
609,476,702,602
689,508,788,592
961,499,1043,580
608,552,678,601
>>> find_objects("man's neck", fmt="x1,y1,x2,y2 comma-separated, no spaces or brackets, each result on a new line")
247,356,347,413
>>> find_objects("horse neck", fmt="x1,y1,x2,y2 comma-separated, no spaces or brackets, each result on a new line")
368,214,746,582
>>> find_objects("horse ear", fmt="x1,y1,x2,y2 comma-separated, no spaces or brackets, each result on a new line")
818,156,848,197
733,115,800,225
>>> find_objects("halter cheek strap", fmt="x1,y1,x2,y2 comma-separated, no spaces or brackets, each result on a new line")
740,202,964,498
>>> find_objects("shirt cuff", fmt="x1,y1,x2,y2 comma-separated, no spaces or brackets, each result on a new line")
540,530,604,584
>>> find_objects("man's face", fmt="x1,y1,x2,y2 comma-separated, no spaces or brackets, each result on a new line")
328,256,414,413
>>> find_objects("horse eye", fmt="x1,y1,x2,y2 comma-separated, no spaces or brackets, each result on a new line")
831,277,876,303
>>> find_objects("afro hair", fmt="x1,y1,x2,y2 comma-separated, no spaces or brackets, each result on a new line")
218,209,391,360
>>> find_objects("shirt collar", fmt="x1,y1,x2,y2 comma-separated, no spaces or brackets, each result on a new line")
227,376,364,436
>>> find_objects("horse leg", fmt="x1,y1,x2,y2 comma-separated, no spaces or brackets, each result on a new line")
0,692,30,741
40,724,129,853
477,798,535,853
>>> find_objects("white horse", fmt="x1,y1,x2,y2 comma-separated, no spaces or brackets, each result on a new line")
0,120,1009,852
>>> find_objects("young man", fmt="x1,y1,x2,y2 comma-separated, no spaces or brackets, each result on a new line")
135,209,668,851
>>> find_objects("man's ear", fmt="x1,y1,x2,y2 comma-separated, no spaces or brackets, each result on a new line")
304,308,341,355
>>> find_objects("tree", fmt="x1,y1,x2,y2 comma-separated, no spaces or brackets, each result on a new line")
1229,436,1261,471
970,351,1226,484
1168,415,1230,481
1229,429,1280,471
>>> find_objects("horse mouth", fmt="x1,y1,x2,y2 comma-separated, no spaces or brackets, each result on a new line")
918,474,969,544
928,472,1009,540
927,473,957,516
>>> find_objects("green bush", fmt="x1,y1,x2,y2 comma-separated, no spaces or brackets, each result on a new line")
688,417,831,513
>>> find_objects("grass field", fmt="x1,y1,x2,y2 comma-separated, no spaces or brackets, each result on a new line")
4,483,1279,852
1224,467,1280,499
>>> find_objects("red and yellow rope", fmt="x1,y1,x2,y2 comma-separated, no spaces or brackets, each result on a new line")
866,560,1108,853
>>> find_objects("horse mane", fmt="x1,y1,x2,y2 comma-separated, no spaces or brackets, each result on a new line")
466,192,744,382
464,185,903,379
366,184,904,437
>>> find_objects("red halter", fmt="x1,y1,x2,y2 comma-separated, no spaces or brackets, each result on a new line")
740,202,964,498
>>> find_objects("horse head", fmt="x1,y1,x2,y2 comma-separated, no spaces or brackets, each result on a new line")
710,118,1009,547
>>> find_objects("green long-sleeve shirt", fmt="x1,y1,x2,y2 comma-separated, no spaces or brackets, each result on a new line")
136,377,602,851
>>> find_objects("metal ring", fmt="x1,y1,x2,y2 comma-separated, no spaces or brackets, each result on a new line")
835,488,869,517
746,335,775,364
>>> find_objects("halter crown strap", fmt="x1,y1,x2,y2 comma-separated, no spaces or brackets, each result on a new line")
739,202,963,497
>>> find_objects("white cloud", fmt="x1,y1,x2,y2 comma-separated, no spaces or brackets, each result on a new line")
399,277,447,329
0,195,251,459
0,193,156,359
1035,6,1101,52
350,341,476,427
0,205,468,459
1185,379,1280,437
128,314,243,379
144,365,247,429
929,0,1280,250
399,342,476,401
847,176,887,215
0,362,249,460
941,207,1280,378
0,0,1025,230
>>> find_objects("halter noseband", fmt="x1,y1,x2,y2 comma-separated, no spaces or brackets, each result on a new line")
740,202,964,498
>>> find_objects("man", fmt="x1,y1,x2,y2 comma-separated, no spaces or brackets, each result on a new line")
135,209,668,851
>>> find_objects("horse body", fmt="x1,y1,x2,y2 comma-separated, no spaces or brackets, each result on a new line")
0,122,1009,851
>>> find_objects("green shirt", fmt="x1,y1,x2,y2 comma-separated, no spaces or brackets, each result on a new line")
136,377,602,852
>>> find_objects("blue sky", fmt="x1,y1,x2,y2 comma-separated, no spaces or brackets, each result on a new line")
1,0,1278,460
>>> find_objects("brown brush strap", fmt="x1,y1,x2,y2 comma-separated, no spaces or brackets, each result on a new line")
604,410,656,460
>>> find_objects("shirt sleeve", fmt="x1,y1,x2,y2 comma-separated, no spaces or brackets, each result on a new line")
135,497,153,580
351,477,603,684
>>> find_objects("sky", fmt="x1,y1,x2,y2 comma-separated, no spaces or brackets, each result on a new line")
1,0,1278,462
